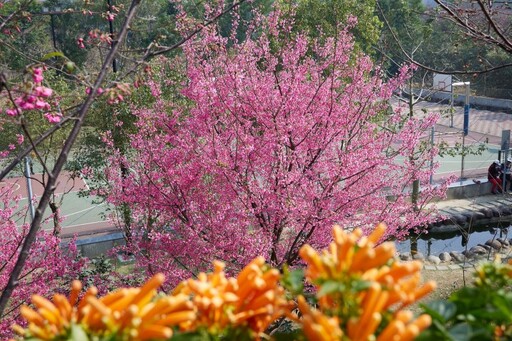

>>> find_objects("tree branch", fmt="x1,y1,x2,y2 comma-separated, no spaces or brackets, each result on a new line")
0,0,143,316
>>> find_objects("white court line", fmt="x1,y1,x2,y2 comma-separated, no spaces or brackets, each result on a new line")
17,188,86,200
0,182,21,192
42,219,112,230
64,202,107,217
63,220,111,228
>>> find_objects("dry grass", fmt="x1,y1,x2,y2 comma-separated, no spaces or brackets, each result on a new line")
408,266,476,314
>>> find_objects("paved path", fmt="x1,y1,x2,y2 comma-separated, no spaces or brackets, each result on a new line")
414,100,511,147
394,98,512,143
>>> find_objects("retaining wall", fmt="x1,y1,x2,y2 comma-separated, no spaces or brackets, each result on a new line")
62,232,125,259
445,177,492,199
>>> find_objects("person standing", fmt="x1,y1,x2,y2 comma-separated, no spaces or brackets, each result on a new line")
501,158,512,192
488,160,503,194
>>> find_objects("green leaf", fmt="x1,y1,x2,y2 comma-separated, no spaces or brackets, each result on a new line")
281,266,304,295
351,279,372,292
272,329,306,341
317,280,344,297
170,331,212,340
447,323,474,341
41,51,66,60
421,300,457,323
69,323,90,341
491,295,512,320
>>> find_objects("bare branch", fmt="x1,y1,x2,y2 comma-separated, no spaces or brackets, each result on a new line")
377,0,512,75
0,0,143,316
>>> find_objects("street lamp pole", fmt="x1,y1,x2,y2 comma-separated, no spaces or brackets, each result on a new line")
452,81,470,180
452,82,471,180
42,7,61,50
450,84,454,128
24,156,35,221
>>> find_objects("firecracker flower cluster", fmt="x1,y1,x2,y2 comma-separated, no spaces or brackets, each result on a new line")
12,224,436,340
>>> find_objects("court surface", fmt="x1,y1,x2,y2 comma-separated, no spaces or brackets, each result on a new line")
1,171,117,238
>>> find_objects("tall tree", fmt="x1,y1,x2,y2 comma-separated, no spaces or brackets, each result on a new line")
379,0,512,97
278,0,382,55
105,12,447,286
431,0,512,97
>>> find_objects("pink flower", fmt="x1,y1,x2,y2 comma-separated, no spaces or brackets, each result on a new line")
5,108,18,116
8,144,15,150
77,38,85,49
34,99,50,110
16,134,24,144
100,33,112,44
44,112,62,123
32,68,43,83
19,101,35,110
32,75,43,83
97,87,104,94
34,86,52,97
88,30,99,39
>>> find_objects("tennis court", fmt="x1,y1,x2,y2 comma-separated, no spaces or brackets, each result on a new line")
1,171,117,238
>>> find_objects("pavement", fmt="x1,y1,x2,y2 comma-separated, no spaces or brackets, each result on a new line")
2,171,116,239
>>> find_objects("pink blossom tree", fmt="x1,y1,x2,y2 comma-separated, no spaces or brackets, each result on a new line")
0,184,85,337
105,12,448,286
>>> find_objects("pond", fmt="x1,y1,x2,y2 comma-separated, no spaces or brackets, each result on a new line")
395,221,512,257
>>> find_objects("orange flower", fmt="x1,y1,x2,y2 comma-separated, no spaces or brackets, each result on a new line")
298,223,436,341
13,274,195,341
174,257,292,336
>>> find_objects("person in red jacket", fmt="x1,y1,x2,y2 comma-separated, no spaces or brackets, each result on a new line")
488,160,503,194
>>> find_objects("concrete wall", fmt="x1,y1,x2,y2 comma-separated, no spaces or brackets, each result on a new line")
446,178,492,199
62,232,125,259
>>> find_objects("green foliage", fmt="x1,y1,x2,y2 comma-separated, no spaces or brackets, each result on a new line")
377,0,434,77
217,0,274,44
169,327,255,341
419,260,512,340
437,141,487,158
278,0,382,55
78,255,115,289
0,1,50,71
280,266,304,297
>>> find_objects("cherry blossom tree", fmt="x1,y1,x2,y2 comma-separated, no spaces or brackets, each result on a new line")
104,12,448,286
0,184,85,337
